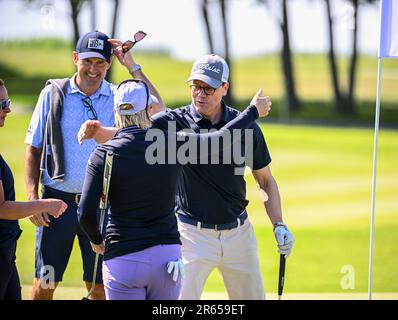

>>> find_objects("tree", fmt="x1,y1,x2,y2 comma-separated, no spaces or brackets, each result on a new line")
219,0,233,105
68,0,88,46
258,0,301,115
324,0,378,114
199,0,234,105
325,0,342,110
105,0,120,82
201,0,214,53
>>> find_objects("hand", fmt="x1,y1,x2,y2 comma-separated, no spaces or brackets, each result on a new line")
167,258,185,282
274,223,294,257
41,198,68,218
78,120,101,144
250,89,272,118
90,242,105,255
29,212,51,227
108,39,135,71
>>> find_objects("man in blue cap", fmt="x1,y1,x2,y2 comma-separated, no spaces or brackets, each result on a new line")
24,31,163,300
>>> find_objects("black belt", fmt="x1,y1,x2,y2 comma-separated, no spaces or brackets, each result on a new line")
42,186,81,204
177,211,248,231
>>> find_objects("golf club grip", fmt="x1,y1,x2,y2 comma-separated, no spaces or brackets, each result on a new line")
99,151,113,210
278,254,286,297
85,151,114,299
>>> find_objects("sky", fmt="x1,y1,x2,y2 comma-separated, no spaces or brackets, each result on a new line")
0,0,381,60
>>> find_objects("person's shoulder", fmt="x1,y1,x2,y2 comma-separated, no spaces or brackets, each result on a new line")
0,154,4,169
88,143,114,166
151,107,182,123
39,82,54,97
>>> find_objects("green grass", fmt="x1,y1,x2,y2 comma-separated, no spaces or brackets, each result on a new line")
1,114,397,296
1,40,397,298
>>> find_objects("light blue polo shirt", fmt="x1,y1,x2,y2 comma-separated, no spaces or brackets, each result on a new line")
25,74,116,193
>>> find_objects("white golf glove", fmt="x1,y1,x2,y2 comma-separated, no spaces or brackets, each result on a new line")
273,222,295,257
167,258,185,282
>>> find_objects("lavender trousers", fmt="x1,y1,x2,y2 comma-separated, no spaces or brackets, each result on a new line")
102,244,181,300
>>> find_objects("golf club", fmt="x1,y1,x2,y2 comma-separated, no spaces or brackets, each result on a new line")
278,254,286,300
83,151,114,300
121,30,147,53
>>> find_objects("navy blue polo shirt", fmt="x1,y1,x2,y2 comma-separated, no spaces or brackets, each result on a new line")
78,105,260,260
78,126,182,261
0,154,21,248
151,102,271,225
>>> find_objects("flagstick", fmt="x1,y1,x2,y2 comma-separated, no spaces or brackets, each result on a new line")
368,57,383,301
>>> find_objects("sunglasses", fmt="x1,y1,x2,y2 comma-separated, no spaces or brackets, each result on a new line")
81,96,98,120
1,99,11,111
190,84,221,96
121,31,147,54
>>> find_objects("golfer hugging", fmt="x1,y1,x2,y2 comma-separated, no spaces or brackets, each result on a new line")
21,29,294,301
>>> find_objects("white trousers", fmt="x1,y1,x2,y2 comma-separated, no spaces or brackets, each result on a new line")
178,218,265,300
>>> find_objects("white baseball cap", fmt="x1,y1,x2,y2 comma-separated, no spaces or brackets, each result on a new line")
114,80,158,115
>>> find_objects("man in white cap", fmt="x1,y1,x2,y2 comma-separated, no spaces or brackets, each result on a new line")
24,31,163,300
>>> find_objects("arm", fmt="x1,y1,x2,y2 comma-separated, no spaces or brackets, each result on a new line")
252,166,283,225
252,166,294,257
24,145,52,227
78,151,105,245
77,120,118,144
0,181,67,220
24,145,41,201
175,89,271,155
108,38,165,114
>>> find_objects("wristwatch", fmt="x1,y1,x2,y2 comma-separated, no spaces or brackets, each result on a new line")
129,64,142,75
273,221,286,230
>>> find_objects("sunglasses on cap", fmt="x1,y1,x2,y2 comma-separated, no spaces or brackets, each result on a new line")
1,99,11,111
121,31,147,54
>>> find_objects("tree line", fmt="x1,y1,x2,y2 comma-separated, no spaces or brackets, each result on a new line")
23,0,379,116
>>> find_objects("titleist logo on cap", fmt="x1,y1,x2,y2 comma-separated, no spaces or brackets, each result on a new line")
87,38,104,50
194,63,221,74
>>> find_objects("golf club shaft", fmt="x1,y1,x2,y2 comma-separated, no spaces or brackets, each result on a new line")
85,151,114,300
278,254,286,300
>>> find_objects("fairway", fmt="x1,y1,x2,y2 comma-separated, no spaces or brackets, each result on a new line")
1,114,397,298
19,286,398,300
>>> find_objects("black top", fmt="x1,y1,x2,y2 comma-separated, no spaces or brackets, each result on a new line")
151,102,271,224
78,105,259,260
0,154,21,248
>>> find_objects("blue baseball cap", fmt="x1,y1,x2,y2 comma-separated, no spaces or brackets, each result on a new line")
76,30,113,63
